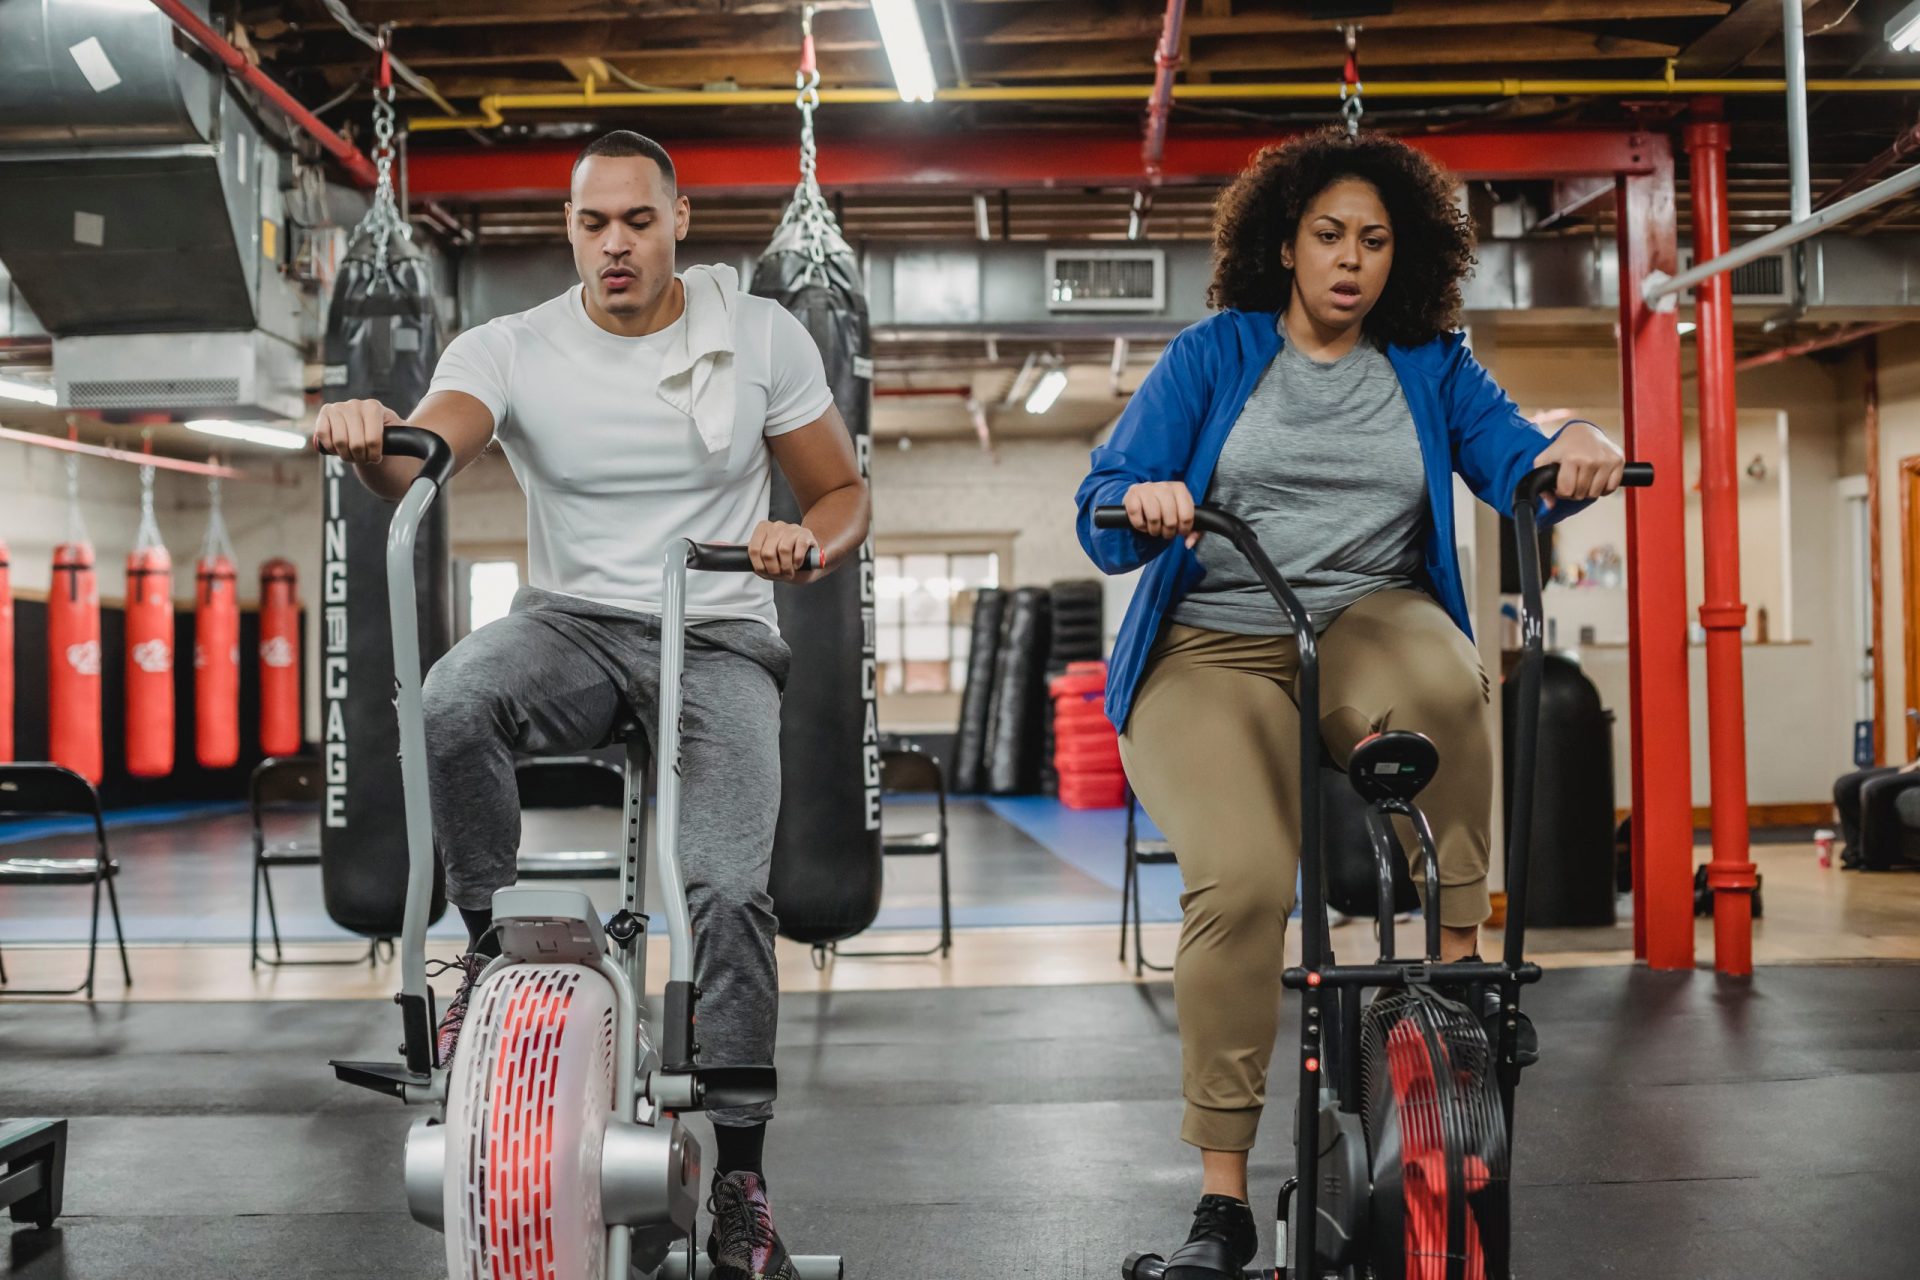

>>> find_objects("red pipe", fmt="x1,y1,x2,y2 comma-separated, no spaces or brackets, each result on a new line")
1616,138,1695,972
147,0,379,190
1686,115,1758,978
873,386,973,398
1140,0,1187,181
1733,322,1902,372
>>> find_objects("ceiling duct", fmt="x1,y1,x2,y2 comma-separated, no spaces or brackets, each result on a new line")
0,0,305,420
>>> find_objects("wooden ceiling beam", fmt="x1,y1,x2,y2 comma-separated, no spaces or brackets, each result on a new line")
972,0,1727,45
1675,0,1824,75
334,0,865,29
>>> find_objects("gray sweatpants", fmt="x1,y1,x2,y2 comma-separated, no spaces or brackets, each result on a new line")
421,586,790,1126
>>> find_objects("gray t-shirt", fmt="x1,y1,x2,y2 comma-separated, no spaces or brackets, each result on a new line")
1170,324,1427,636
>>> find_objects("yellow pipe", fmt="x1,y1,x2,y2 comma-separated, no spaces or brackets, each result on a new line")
409,77,1920,132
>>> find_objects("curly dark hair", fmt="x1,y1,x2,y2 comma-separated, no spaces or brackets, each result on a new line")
1208,127,1476,348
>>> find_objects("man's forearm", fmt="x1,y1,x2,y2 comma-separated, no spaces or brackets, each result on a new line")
352,457,424,503
801,480,871,576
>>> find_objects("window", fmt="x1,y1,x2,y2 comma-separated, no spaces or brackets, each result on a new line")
875,551,1001,695
467,560,521,634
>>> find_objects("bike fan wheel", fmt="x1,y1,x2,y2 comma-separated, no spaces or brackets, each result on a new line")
1358,987,1511,1280
444,964,619,1280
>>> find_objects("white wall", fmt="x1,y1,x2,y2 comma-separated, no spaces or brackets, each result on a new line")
1482,341,1852,806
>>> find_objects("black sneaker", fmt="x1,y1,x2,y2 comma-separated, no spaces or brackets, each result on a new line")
1163,1193,1257,1279
1479,983,1541,1069
706,1171,798,1280
1440,956,1540,1069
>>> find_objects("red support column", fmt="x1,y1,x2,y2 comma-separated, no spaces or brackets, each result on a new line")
1685,114,1760,977
1615,136,1695,971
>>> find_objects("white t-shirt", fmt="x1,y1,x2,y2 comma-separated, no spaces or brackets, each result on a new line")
428,283,834,629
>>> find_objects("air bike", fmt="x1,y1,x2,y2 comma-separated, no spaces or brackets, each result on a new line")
1099,460,1653,1280
330,427,842,1280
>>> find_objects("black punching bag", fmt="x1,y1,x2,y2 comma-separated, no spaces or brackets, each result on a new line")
750,203,885,946
318,220,450,938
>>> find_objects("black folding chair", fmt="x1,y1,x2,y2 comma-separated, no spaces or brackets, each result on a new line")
250,756,384,969
0,764,132,998
1119,783,1176,977
515,755,626,881
828,747,953,959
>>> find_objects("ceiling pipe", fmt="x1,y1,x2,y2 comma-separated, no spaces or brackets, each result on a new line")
0,424,248,480
409,75,1920,131
1141,0,1186,183
147,0,379,188
1815,119,1920,213
1781,0,1812,223
1733,321,1902,371
874,385,974,398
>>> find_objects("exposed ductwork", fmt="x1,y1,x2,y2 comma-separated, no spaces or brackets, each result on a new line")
0,0,311,422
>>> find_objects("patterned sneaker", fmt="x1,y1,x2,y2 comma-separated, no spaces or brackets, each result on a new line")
428,953,488,1069
706,1171,798,1280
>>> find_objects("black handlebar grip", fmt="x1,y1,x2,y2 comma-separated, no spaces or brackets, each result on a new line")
1092,504,1241,539
1515,460,1656,506
381,426,457,491
686,543,825,573
1093,505,1132,530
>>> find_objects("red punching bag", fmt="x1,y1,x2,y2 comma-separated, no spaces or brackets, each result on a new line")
194,479,240,770
258,558,301,758
0,537,13,764
125,467,175,777
50,542,103,784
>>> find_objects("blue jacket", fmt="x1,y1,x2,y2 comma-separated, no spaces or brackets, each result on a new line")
1075,309,1581,733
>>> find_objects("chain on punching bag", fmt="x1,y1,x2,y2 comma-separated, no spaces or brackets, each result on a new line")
748,14,884,948
318,59,449,937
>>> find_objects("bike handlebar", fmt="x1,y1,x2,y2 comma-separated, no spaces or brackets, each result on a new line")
686,543,824,573
377,426,457,490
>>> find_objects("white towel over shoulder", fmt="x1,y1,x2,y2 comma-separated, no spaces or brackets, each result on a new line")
657,262,740,455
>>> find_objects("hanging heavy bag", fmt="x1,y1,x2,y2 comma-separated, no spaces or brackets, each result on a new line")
193,553,239,770
193,479,241,772
258,559,302,758
49,542,103,784
125,466,174,778
749,198,884,946
318,189,450,938
0,537,12,764
125,548,175,778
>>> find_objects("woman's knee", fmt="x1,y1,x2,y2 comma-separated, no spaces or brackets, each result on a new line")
1183,872,1294,940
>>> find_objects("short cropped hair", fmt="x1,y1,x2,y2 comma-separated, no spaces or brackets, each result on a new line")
571,130,677,190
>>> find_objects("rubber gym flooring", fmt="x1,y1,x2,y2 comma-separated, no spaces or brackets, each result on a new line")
0,797,1181,946
6,962,1919,1279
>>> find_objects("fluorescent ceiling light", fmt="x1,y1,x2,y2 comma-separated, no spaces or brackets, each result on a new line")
1024,368,1069,415
1678,321,1698,335
185,419,307,450
0,377,56,406
1888,1,1920,51
871,0,938,103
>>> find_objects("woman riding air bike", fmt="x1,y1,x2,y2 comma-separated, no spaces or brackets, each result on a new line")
1074,126,1626,1277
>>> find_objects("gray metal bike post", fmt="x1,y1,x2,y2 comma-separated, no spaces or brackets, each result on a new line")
654,540,696,984
385,479,441,1025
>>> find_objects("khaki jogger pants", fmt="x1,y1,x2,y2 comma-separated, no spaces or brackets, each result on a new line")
1117,588,1494,1152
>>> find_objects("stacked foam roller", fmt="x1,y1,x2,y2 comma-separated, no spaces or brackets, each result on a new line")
1049,660,1125,809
